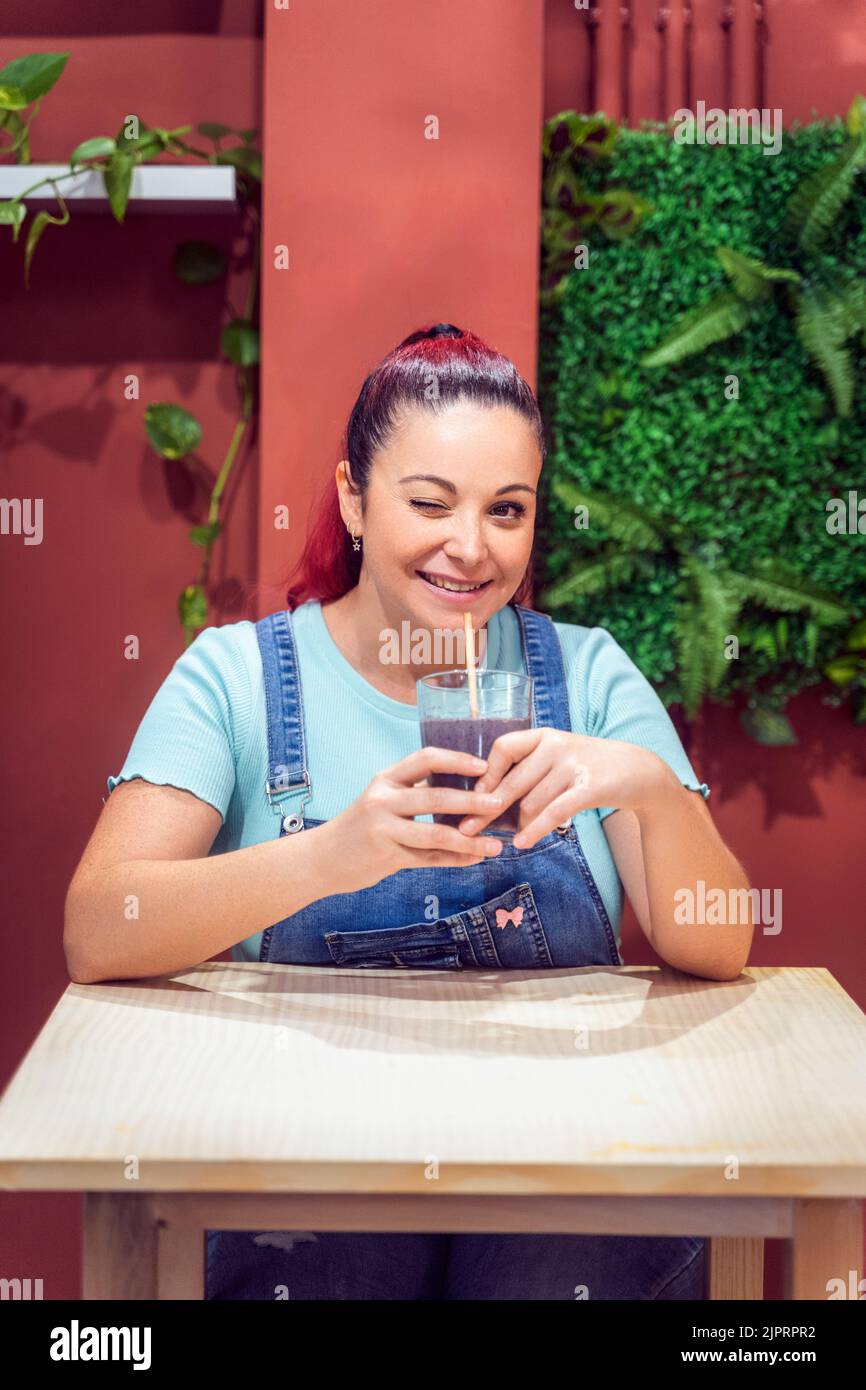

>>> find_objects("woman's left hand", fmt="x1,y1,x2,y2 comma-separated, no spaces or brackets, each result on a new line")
458,728,672,848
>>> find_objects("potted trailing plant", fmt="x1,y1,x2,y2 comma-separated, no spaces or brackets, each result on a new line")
0,50,261,647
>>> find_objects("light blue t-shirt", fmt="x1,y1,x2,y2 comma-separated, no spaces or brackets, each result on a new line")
107,599,710,962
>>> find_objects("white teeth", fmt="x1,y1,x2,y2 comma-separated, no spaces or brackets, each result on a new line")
419,572,486,592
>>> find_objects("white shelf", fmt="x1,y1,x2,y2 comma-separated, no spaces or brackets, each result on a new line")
0,164,237,213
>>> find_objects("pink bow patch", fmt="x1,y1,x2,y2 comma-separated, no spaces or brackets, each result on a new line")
494,905,524,930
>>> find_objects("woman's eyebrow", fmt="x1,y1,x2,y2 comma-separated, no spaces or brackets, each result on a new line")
398,473,536,497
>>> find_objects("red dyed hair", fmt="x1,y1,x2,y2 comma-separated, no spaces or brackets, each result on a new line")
282,322,546,612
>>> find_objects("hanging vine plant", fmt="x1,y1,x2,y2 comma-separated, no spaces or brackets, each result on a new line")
0,50,261,647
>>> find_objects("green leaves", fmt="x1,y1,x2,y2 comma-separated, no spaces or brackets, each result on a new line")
641,291,759,367
69,136,117,167
179,584,209,637
790,285,856,416
0,200,27,239
189,522,223,547
145,404,202,460
540,109,649,308
847,94,866,137
822,617,866,724
213,145,262,183
0,52,258,647
0,51,69,110
676,556,741,716
221,319,259,365
714,247,800,301
549,479,665,552
102,150,134,222
783,129,866,252
540,482,851,728
539,119,866,731
543,111,619,162
24,189,69,288
727,557,850,623
639,121,866,414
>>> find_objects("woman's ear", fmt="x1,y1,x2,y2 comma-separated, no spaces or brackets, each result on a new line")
334,459,363,530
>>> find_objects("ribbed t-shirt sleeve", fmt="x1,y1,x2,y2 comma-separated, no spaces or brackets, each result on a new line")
563,624,711,821
106,625,249,823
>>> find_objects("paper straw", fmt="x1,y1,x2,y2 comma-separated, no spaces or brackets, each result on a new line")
463,610,479,718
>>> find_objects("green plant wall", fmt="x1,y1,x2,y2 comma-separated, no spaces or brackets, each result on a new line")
538,117,865,723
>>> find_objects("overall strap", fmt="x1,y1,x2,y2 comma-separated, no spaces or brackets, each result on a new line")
254,609,313,819
512,604,573,733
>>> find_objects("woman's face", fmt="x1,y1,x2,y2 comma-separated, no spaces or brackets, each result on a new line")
349,401,540,629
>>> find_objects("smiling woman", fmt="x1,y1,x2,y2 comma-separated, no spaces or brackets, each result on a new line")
76,321,742,1300
285,322,543,694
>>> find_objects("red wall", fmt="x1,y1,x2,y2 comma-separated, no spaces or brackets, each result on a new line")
256,0,546,609
546,0,866,126
1,0,862,1302
0,1,264,1299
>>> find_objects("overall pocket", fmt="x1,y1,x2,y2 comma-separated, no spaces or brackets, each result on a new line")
325,881,553,970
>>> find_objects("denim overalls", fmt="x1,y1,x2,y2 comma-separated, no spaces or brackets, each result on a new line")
255,601,623,971
205,601,707,1300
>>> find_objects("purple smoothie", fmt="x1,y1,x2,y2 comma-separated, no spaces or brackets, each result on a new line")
420,715,531,835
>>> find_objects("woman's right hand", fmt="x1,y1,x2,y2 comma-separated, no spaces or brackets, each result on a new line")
321,746,505,891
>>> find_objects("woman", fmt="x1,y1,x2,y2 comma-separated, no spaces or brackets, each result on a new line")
65,323,753,1299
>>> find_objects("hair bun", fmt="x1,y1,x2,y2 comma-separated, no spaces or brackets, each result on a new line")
424,323,464,339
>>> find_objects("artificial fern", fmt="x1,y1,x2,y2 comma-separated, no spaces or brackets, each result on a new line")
538,484,852,728
714,247,800,301
640,290,758,367
783,134,866,252
675,556,742,716
790,285,856,415
641,95,866,415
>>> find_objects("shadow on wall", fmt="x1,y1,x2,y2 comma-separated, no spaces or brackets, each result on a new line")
1,0,263,38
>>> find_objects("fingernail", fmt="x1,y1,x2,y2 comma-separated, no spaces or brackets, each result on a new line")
483,794,503,805
461,818,479,832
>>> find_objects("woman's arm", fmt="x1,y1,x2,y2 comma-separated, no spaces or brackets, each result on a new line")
64,779,349,984
458,726,754,982
603,764,754,980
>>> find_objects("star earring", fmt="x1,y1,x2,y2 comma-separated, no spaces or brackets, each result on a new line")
349,525,361,551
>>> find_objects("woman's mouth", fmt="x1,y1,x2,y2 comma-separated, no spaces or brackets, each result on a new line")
415,570,493,603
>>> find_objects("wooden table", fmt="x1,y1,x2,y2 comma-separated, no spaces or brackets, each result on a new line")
1,963,864,1300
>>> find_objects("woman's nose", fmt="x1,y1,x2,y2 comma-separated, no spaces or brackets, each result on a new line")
443,520,488,566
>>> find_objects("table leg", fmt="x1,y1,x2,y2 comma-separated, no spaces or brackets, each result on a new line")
783,1199,863,1300
156,1221,205,1299
709,1237,764,1299
82,1193,158,1299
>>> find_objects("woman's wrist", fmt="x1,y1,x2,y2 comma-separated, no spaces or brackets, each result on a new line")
302,813,367,895
632,751,683,822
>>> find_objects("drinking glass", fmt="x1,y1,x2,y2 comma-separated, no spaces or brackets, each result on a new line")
416,669,533,839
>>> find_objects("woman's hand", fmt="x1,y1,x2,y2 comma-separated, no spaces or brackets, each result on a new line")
324,746,505,891
456,728,672,848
